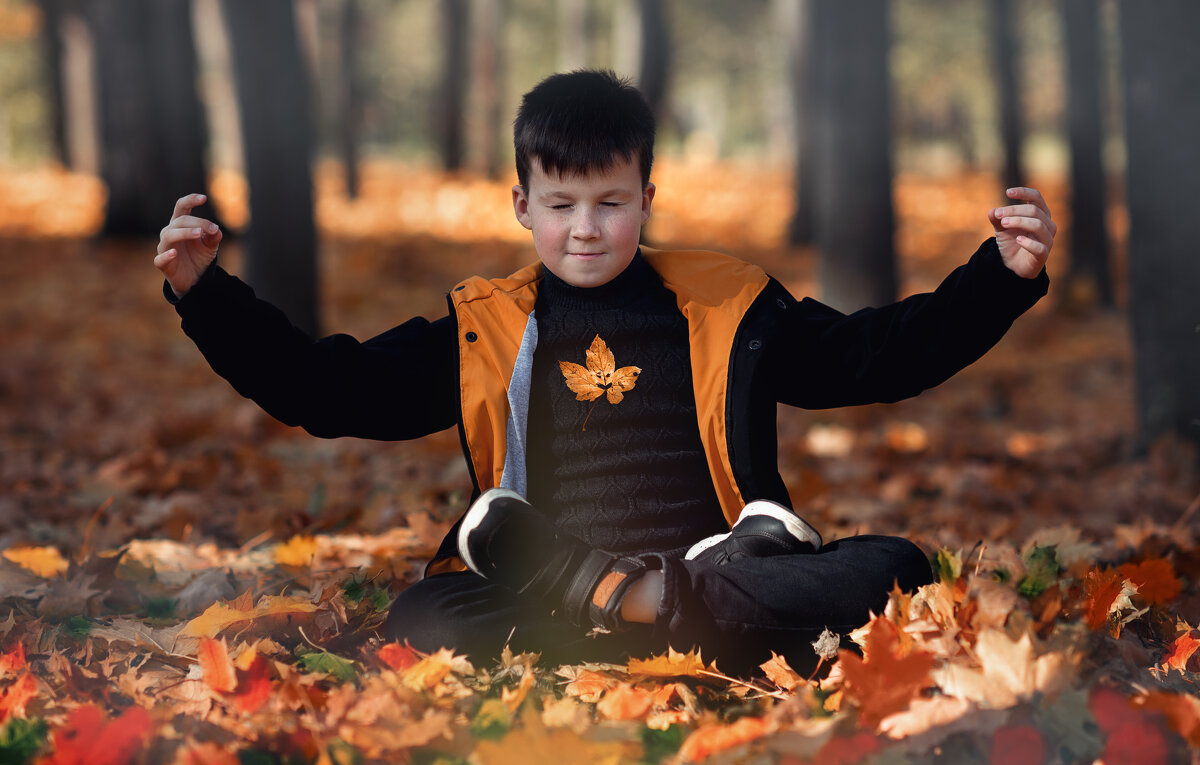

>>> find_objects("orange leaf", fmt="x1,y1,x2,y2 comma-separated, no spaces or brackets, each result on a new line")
0,642,26,676
181,595,318,639
1082,568,1126,631
401,647,457,691
759,651,803,692
558,336,641,406
837,617,933,728
1119,558,1182,605
1163,631,1200,673
42,704,152,765
178,742,240,765
563,669,615,703
0,672,36,722
198,638,237,693
678,716,770,762
1101,720,1169,765
1138,691,1200,747
596,683,653,721
378,641,421,671
2,546,68,578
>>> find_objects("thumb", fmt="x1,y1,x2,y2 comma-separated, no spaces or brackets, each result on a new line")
154,249,178,277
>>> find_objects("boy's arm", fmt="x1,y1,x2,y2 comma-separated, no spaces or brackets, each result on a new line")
770,188,1054,408
157,196,459,440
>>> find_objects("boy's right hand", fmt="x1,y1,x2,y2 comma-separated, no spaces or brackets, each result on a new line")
155,193,223,298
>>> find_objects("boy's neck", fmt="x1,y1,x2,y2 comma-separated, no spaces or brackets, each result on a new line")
540,249,654,311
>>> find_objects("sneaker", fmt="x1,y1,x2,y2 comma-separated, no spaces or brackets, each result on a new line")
457,488,647,629
684,500,821,564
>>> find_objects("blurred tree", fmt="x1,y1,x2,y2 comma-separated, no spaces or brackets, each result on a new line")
437,0,469,172
557,0,591,72
637,0,670,122
1120,0,1200,453
221,0,319,336
337,0,363,198
781,0,816,246
1061,0,1112,308
988,0,1024,191
810,0,896,311
87,0,215,235
35,0,69,168
469,0,506,178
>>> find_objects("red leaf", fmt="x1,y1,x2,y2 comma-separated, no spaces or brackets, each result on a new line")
0,643,26,676
1138,691,1200,747
1119,558,1182,605
989,724,1045,765
198,638,237,694
813,732,882,764
42,704,152,765
0,673,37,722
1089,686,1131,733
231,653,272,714
1101,720,1169,765
377,641,420,671
1082,568,1125,631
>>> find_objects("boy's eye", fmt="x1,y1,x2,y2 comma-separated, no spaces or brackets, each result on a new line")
550,204,572,210
601,202,623,207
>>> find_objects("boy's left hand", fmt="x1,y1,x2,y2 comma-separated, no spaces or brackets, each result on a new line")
988,187,1056,279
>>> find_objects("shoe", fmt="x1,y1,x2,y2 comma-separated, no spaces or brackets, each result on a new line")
457,488,647,629
684,500,821,564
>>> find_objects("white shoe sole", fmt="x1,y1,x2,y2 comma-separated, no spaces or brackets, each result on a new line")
457,487,526,574
685,500,821,560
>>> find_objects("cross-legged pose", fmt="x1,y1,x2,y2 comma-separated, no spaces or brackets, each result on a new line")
156,70,1053,676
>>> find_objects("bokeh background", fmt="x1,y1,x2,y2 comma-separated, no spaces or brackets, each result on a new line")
1,0,1197,560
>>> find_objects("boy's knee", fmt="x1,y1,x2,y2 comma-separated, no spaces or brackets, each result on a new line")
383,580,462,653
382,572,526,661
879,535,935,591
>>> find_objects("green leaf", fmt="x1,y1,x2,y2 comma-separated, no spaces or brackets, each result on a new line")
640,724,685,763
470,698,510,740
64,615,92,638
934,548,963,583
1017,545,1061,598
326,739,362,765
0,717,47,765
296,650,357,682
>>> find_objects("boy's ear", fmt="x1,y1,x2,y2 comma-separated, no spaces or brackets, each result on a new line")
641,182,656,224
512,185,533,230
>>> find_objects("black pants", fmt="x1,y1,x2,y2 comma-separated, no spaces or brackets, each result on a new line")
384,534,932,676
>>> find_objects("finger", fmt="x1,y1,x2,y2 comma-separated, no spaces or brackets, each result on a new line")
996,215,1051,236
1006,186,1050,214
171,193,207,221
1013,235,1050,260
166,215,217,232
159,226,208,248
153,249,177,274
200,225,223,250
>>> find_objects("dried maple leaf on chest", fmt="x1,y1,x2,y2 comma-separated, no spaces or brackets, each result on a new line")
559,335,642,430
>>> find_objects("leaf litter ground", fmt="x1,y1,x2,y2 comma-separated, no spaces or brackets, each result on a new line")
2,161,1199,763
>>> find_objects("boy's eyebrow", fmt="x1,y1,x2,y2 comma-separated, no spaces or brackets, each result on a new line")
537,188,635,201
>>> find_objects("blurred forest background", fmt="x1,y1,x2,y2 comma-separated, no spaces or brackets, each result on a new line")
5,2,1200,761
0,0,1197,564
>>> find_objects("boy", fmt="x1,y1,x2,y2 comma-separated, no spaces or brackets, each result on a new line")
156,70,1053,675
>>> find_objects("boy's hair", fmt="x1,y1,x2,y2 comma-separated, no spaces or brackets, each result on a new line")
514,69,655,191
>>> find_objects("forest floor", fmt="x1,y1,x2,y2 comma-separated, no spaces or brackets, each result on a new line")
1,160,1198,764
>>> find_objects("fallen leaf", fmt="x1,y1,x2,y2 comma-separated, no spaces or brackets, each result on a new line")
2,546,68,578
197,637,237,693
180,595,319,639
596,683,653,721
0,642,26,676
809,731,881,765
627,647,711,678
989,724,1045,765
562,669,615,703
677,716,770,762
274,535,318,567
377,641,420,671
41,704,152,765
231,651,273,714
474,706,631,765
838,617,934,728
1137,691,1200,747
401,647,457,692
760,652,804,692
0,672,37,722
1162,630,1200,674
1082,568,1133,631
1119,557,1183,605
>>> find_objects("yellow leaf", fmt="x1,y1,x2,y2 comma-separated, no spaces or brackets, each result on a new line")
474,706,633,765
402,647,458,692
2,546,68,578
596,683,653,721
627,647,712,678
275,535,318,567
181,595,318,638
759,651,803,692
558,335,641,412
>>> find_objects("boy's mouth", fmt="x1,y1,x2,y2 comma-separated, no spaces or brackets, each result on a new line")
569,252,604,259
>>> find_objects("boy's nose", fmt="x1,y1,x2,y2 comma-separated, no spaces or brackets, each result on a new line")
571,209,601,239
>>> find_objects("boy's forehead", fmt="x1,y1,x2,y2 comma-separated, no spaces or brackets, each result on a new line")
527,155,644,189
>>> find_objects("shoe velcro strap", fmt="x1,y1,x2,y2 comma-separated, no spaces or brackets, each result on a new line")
560,549,619,626
587,556,649,631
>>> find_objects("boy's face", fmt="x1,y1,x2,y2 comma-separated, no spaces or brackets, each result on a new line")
512,156,654,288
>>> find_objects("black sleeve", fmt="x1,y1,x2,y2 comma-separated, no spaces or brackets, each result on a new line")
768,238,1048,409
167,265,459,440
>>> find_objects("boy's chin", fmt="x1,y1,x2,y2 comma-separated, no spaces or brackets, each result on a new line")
543,254,634,289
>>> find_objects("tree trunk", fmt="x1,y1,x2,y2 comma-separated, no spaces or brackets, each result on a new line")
337,0,362,199
989,0,1024,192
89,0,213,235
811,0,896,311
637,0,669,122
1061,0,1113,307
1120,0,1200,452
220,0,319,337
783,0,816,246
469,0,505,178
437,0,469,172
36,0,70,168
